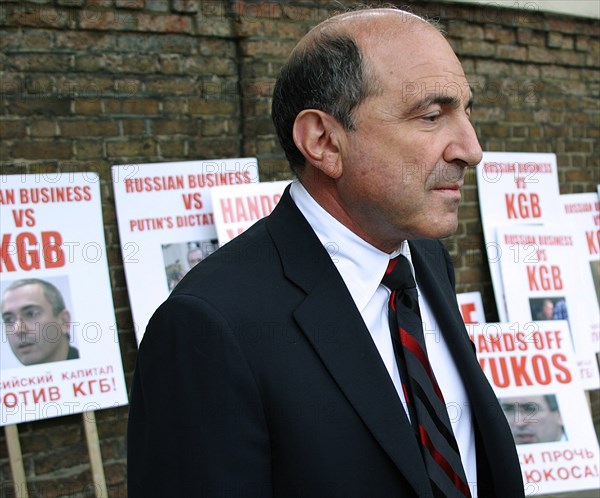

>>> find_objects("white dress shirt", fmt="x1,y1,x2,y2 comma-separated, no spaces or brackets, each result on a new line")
290,180,477,495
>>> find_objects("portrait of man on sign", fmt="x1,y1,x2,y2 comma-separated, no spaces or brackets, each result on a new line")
1,278,79,367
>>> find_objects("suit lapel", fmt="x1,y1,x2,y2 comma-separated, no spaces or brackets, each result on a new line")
267,189,432,497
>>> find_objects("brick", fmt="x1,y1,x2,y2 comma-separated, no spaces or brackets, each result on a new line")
556,50,586,66
202,118,237,137
106,138,156,158
145,0,169,12
56,76,115,98
188,97,238,116
61,120,119,137
575,35,595,52
183,56,237,76
12,53,71,72
30,471,92,498
136,13,193,33
546,16,581,35
198,38,237,57
6,4,72,29
0,120,27,138
116,0,144,8
232,1,284,22
114,79,144,99
447,20,484,40
197,15,233,36
188,137,240,158
18,29,54,50
145,77,197,95
541,65,577,80
118,53,159,73
12,140,72,159
75,139,104,159
460,39,495,57
158,137,187,158
54,30,114,51
78,9,138,31
152,119,198,135
162,99,188,115
495,44,527,61
172,0,198,13
159,54,182,74
74,53,105,71
121,119,147,135
9,97,71,116
104,99,159,115
140,34,196,54
73,98,102,115
483,25,515,44
527,45,556,64
516,28,545,47
240,39,295,57
30,120,57,137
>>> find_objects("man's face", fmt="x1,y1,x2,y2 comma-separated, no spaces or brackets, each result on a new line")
500,396,564,444
334,21,483,251
187,249,204,269
1,284,71,365
542,300,554,319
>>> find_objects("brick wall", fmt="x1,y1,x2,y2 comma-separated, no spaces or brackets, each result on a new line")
0,1,598,496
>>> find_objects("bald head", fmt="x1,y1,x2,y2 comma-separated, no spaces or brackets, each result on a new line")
271,8,445,175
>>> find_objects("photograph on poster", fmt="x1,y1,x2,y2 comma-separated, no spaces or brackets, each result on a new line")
591,259,600,307
499,393,567,445
471,321,600,494
161,239,218,291
529,297,569,322
1,275,80,370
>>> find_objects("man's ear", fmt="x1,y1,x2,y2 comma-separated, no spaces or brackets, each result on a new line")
293,109,343,179
59,309,71,336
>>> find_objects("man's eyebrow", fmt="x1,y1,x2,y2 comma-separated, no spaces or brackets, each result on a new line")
403,92,474,117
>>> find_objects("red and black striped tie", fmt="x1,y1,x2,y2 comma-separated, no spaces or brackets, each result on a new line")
383,255,472,498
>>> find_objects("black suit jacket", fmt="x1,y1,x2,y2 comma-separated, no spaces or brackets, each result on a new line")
128,188,524,497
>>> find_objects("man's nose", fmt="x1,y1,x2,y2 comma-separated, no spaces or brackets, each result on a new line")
443,115,483,168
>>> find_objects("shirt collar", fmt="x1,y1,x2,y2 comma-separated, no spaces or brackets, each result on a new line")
290,181,412,312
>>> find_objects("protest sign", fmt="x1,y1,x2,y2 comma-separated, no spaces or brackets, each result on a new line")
111,158,258,343
477,152,562,321
471,321,600,495
494,224,599,389
0,173,128,426
560,192,600,351
456,292,486,324
211,180,291,245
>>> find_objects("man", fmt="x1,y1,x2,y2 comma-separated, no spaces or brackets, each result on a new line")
128,8,524,497
500,394,566,445
537,298,554,320
186,245,205,269
1,278,78,366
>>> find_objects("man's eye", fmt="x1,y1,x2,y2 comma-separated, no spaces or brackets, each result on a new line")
2,316,17,325
23,309,41,320
423,113,440,122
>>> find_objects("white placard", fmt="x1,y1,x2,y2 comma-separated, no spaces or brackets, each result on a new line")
456,291,486,324
477,152,562,321
494,224,599,389
0,173,128,426
211,180,291,245
111,158,259,344
471,321,600,495
559,192,600,351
